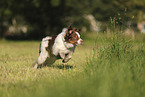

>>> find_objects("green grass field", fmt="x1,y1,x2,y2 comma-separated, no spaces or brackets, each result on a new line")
0,32,145,97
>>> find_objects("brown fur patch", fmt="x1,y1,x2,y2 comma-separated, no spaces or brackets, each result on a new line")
46,35,57,55
64,29,79,45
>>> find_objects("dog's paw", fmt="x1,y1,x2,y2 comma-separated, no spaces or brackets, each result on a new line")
34,63,38,69
62,59,67,63
62,58,71,63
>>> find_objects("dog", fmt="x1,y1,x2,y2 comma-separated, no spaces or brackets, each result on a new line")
34,26,83,68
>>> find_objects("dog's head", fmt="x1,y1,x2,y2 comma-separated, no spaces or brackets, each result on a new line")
64,25,83,46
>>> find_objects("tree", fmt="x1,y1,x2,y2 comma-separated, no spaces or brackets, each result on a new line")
92,0,145,23
0,0,145,39
0,0,13,38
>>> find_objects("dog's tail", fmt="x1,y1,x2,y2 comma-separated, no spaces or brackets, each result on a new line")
39,36,52,54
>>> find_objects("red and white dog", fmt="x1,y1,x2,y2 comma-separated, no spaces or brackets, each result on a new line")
34,26,83,68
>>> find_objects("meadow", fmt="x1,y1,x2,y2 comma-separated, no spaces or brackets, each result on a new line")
0,31,145,97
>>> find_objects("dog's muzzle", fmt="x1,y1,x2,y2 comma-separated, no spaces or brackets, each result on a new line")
77,39,83,46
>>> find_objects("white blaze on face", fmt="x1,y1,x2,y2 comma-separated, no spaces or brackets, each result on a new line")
76,32,83,46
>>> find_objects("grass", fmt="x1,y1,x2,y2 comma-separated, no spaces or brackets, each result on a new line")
0,32,145,97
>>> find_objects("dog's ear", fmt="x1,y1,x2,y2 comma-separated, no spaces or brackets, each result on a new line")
67,25,73,31
75,28,81,32
67,25,73,34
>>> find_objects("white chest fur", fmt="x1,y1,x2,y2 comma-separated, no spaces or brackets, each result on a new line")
52,31,75,56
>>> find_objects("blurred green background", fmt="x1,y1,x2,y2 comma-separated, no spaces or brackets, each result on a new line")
0,0,145,40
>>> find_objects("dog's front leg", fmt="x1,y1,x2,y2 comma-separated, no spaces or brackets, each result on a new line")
62,52,73,63
59,53,65,59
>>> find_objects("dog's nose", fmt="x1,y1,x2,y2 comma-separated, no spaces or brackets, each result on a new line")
80,40,84,44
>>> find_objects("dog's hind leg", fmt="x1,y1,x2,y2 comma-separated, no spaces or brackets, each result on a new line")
34,63,39,69
34,52,48,68
34,38,50,69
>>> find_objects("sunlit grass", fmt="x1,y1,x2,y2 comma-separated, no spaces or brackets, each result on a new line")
0,32,145,97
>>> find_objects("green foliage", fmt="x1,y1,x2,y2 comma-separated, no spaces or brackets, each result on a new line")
0,0,13,37
92,0,145,22
51,0,60,7
0,0,144,39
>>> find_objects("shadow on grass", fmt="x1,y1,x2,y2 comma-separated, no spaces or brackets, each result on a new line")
35,63,75,70
52,64,75,70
